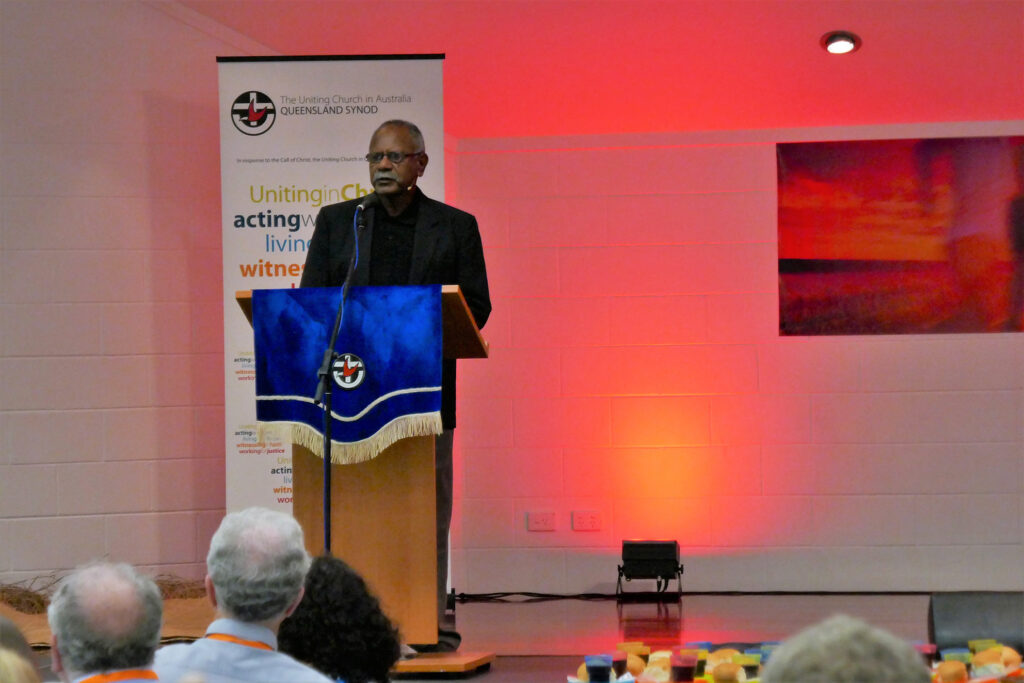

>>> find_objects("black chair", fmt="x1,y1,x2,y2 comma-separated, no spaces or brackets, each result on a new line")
928,591,1024,651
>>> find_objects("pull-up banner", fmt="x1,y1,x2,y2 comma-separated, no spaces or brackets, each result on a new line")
217,55,444,512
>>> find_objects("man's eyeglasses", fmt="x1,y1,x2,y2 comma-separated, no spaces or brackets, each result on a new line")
365,151,423,164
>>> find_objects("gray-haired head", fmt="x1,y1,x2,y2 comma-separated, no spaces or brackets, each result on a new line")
373,120,425,153
760,614,929,683
47,562,163,674
206,507,311,622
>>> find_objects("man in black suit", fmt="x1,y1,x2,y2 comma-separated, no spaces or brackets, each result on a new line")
301,120,490,651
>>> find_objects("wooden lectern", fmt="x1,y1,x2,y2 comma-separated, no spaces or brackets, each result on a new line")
237,285,487,645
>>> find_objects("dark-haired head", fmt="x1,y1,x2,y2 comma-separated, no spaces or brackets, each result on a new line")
278,555,401,683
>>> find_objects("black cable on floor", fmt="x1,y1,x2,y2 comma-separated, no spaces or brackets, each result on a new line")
456,589,932,604
457,591,616,603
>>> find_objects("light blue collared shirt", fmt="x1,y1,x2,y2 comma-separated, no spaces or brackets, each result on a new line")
153,618,333,683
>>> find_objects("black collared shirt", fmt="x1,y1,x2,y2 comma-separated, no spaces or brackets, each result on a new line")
368,194,419,286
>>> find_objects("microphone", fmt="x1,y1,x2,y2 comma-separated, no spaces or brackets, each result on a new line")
357,193,380,212
356,193,378,229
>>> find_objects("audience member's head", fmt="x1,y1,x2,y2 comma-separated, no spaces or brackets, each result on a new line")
0,614,36,664
46,562,162,682
760,614,930,683
278,555,401,683
206,506,311,626
0,647,42,683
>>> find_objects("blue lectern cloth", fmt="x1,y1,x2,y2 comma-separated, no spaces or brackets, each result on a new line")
253,285,442,464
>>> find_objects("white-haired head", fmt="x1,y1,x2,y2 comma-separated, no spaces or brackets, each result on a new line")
206,507,311,623
761,614,929,683
47,562,162,676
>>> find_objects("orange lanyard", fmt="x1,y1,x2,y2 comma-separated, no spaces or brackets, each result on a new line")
206,632,274,651
79,671,158,683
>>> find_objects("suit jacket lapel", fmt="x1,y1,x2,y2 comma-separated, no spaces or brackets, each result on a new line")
408,193,439,284
353,205,374,286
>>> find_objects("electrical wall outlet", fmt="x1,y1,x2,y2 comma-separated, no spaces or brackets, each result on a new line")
526,511,556,532
572,510,602,531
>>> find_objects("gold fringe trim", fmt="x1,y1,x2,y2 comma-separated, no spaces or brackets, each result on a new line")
260,413,442,465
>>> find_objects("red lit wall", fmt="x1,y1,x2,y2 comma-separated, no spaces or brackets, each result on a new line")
448,123,1024,593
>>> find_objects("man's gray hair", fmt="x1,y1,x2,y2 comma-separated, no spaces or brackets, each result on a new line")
207,507,311,622
374,119,425,152
761,614,929,683
47,562,163,673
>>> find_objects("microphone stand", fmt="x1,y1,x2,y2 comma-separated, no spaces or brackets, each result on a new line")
311,202,371,554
